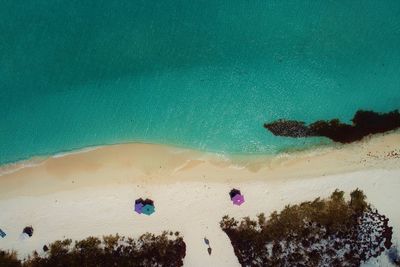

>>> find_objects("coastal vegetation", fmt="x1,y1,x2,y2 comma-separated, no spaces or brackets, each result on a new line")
220,189,393,266
264,109,400,143
0,231,185,267
0,250,20,267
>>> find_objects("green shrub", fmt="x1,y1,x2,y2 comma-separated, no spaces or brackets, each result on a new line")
221,189,392,267
0,250,21,267
24,232,185,267
1,231,186,267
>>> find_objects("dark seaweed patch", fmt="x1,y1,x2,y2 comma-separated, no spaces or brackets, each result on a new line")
264,110,400,143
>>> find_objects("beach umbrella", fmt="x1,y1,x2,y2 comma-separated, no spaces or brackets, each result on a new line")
232,194,245,206
141,204,155,215
0,228,6,238
229,189,241,200
23,226,34,237
135,198,145,214
135,202,144,214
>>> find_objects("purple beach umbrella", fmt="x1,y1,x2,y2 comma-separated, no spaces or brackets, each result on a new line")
232,194,245,206
135,203,144,214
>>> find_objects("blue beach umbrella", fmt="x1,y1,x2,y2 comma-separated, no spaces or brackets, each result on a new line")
0,228,6,238
141,204,155,216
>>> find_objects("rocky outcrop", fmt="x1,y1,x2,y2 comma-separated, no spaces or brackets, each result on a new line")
264,110,400,143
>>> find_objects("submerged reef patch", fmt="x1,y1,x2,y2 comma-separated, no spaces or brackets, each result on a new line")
264,110,400,143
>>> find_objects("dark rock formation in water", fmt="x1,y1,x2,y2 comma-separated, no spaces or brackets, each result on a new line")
264,120,312,137
264,110,400,143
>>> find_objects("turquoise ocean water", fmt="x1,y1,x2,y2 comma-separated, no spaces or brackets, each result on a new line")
1,1,400,165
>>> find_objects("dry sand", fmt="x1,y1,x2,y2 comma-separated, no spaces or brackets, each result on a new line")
0,132,399,266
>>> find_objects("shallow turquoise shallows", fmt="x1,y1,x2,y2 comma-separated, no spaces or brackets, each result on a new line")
1,1,400,165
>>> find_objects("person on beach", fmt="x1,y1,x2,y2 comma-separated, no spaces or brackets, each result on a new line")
204,237,212,255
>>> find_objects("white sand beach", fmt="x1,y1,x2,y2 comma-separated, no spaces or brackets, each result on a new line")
0,133,399,266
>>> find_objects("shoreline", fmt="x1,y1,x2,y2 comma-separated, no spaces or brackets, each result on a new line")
1,130,399,179
0,132,399,266
1,131,399,185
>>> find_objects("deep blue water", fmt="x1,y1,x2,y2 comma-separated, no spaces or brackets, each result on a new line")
1,0,400,165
